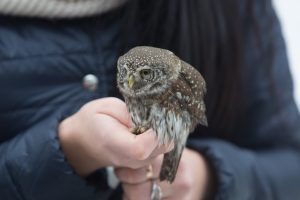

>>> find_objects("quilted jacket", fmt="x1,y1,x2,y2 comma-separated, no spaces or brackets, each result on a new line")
0,1,300,200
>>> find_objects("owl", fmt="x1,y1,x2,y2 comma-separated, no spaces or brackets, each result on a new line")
117,46,207,183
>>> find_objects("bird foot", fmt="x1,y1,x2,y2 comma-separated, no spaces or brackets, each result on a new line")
131,126,149,135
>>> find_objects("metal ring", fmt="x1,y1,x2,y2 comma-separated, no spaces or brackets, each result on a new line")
150,181,163,200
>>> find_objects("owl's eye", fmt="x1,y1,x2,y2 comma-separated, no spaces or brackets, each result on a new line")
140,69,153,80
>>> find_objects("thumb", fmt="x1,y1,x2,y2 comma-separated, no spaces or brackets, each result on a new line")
91,97,133,128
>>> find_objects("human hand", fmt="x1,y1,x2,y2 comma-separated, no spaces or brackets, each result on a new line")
58,97,171,177
115,148,212,200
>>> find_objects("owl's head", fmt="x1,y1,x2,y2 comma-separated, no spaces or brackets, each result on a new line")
117,46,181,98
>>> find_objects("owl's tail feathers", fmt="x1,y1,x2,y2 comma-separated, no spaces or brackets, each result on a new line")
159,144,184,183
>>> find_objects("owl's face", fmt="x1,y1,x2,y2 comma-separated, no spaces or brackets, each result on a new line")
117,46,181,98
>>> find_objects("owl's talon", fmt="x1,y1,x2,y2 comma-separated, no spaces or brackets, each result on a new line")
131,127,142,135
130,127,139,135
131,126,149,135
139,126,149,133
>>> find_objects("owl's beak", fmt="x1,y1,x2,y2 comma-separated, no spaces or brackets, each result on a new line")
128,75,135,88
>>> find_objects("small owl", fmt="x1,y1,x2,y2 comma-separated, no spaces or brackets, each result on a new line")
117,46,207,183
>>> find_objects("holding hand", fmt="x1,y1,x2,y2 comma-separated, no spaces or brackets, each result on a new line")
58,97,171,177
115,148,212,200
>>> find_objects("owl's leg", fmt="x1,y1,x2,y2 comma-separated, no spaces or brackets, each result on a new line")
131,125,150,135
129,104,152,135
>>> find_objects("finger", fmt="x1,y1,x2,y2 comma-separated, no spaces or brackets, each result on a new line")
106,127,163,162
99,123,158,168
92,98,172,161
105,127,158,161
124,129,161,161
115,166,150,184
146,155,164,179
122,181,152,200
91,97,133,127
129,129,175,161
115,155,164,185
150,141,174,158
149,155,163,178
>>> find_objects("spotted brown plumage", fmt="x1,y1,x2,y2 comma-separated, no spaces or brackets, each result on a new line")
117,46,207,183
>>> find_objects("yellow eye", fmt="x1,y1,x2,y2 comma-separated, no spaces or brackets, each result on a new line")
140,69,151,78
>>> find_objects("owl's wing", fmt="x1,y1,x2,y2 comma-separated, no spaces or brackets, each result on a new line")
171,60,208,127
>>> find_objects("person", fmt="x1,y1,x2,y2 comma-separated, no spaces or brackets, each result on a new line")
0,0,300,200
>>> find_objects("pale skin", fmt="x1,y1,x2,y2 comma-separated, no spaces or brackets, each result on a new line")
58,97,210,199
116,149,211,200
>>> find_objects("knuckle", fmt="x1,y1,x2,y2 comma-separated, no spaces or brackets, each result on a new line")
130,143,148,161
82,100,95,111
101,97,126,110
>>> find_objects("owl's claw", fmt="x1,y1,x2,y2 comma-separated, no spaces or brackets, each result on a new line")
131,126,149,135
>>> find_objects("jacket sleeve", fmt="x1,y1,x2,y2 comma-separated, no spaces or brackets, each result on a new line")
187,1,300,199
0,112,102,200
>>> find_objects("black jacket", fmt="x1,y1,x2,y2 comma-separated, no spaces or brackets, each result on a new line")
1,1,300,200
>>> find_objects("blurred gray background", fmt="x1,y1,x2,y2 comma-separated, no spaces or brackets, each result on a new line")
273,0,300,108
